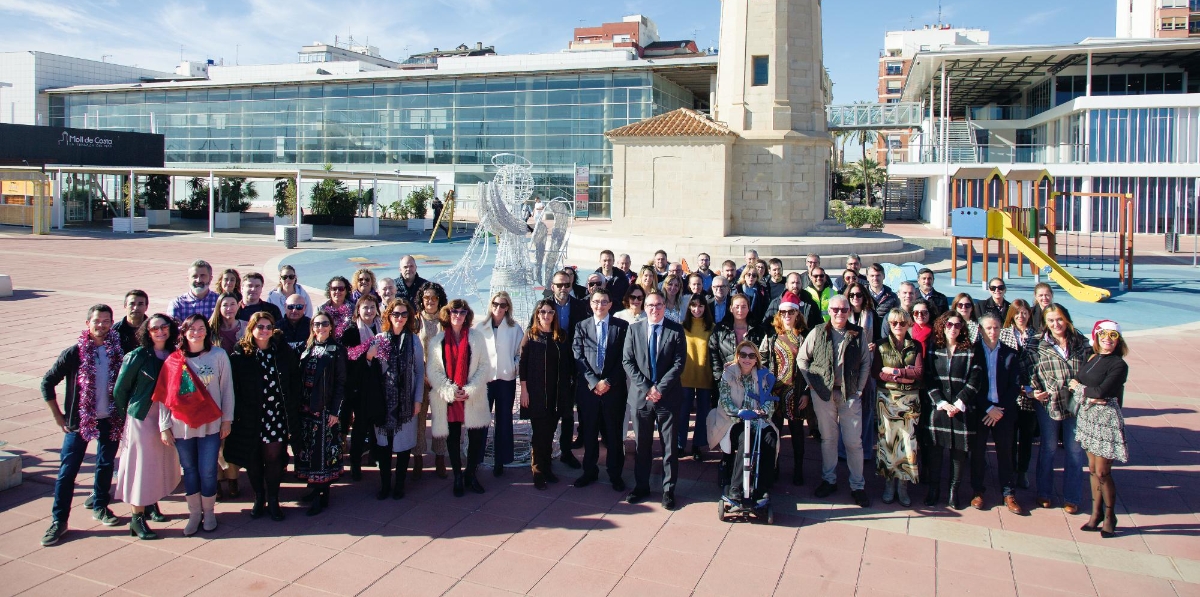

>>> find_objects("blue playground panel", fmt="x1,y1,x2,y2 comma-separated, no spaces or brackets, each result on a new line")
950,207,989,239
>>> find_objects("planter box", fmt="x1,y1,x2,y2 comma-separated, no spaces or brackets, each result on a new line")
180,209,207,220
301,214,354,227
113,217,149,233
407,218,432,231
146,210,171,226
354,217,379,236
275,224,313,241
214,212,241,229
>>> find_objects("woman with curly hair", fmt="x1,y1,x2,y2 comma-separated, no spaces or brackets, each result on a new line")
415,281,450,478
921,311,983,509
368,298,425,500
317,276,354,341
758,291,811,486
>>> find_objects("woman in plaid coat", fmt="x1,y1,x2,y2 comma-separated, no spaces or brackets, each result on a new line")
1030,305,1092,513
921,312,984,510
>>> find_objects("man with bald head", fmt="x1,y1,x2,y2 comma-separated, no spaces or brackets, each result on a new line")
396,255,429,305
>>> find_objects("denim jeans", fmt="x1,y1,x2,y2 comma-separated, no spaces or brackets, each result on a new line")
676,387,711,451
1034,402,1085,505
175,433,222,497
51,418,119,523
487,379,516,466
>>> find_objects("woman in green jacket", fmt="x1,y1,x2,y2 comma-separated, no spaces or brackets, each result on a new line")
112,314,182,540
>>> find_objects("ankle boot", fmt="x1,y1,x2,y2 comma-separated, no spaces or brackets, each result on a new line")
129,512,158,540
146,502,168,523
882,479,896,504
435,455,448,479
897,481,912,507
465,470,485,494
411,454,424,480
924,483,941,507
948,485,964,510
452,472,465,497
215,479,227,502
267,489,285,521
377,451,393,500
201,495,218,532
250,494,266,518
183,493,203,536
307,488,328,516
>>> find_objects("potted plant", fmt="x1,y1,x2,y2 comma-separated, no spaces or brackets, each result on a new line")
139,175,171,226
352,188,378,236
273,177,296,226
214,177,255,229
405,185,434,231
112,175,148,232
179,177,209,219
303,166,355,226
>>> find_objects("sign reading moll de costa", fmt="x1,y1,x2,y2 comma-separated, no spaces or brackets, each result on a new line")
0,123,164,167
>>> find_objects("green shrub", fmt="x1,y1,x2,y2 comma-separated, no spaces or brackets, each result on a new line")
217,178,256,213
405,186,434,220
178,177,209,211
274,178,296,217
386,200,407,220
140,175,170,210
829,200,846,223
843,206,884,229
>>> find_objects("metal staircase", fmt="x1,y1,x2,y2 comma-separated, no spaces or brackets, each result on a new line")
930,119,979,163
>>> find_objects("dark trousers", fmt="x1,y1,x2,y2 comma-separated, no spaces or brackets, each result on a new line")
1013,409,1039,474
245,441,287,503
971,410,1017,497
530,415,557,476
487,379,516,466
632,400,677,494
728,421,779,500
373,443,410,493
348,420,372,471
557,386,577,450
577,391,627,480
446,422,486,477
927,447,968,489
52,418,119,523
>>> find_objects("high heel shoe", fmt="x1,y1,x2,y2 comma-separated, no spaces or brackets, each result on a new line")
1100,509,1117,538
924,485,941,507
129,513,158,540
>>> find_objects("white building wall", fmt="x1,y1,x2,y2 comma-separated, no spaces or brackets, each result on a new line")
1115,0,1156,38
884,27,990,60
0,51,173,126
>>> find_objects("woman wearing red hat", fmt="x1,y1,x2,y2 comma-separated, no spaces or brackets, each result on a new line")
1071,320,1130,538
759,291,811,486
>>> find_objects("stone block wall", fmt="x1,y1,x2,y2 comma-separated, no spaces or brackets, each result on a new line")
729,140,827,235
610,139,732,237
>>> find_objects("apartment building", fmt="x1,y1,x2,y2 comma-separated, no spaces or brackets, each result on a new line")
1116,0,1200,39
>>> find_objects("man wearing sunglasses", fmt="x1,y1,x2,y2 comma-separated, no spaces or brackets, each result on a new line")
803,267,837,322
622,291,686,510
797,295,873,508
278,294,311,356
551,270,591,468
975,277,1012,321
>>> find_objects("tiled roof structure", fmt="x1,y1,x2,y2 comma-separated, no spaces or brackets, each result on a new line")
605,108,734,138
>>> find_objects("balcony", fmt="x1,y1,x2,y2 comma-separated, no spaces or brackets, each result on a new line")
969,105,1034,121
893,143,1090,165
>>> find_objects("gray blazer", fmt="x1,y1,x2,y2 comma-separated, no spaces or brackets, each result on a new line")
622,318,686,410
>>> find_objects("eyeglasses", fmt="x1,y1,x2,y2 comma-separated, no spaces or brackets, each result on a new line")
286,304,306,311
186,324,207,333
148,324,171,333
537,310,555,316
1097,330,1121,341
779,309,797,316
737,352,757,360
450,309,469,316
629,295,644,302
945,322,963,329
280,274,296,280
889,321,909,327
357,277,371,283
990,285,1006,291
645,303,664,309
588,281,602,287
591,300,611,306
828,307,848,314
312,321,332,328
329,286,347,292
848,293,863,299
491,302,509,309
912,310,929,317
814,274,827,279
389,311,409,318
254,324,274,331
956,302,973,309
553,282,571,288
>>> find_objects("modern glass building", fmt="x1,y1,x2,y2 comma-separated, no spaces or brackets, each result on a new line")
892,38,1200,235
45,51,714,218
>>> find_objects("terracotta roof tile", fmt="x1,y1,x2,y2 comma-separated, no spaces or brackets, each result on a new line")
605,108,734,138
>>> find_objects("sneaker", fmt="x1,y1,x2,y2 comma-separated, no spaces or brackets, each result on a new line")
93,507,120,526
814,481,838,498
40,521,65,546
851,489,871,508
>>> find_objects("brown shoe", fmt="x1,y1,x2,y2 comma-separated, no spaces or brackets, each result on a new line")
435,455,448,479
1005,496,1025,515
1063,503,1079,515
1037,498,1052,509
971,495,985,510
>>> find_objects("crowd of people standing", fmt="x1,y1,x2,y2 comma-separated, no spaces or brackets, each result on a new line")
38,248,1130,547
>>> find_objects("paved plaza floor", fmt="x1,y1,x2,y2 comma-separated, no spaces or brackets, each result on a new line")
0,225,1198,596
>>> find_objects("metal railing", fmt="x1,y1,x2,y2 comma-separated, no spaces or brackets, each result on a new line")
896,143,1091,165
826,102,924,129
968,105,1034,121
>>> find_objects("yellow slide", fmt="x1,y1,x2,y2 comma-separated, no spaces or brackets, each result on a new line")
991,211,1111,303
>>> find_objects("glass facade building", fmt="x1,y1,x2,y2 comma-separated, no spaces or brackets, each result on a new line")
48,70,699,217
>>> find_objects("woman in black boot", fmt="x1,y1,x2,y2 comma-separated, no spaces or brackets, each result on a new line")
341,296,382,482
227,312,301,522
371,299,424,500
518,300,571,490
922,312,983,510
427,299,492,497
1073,320,1130,538
295,313,346,515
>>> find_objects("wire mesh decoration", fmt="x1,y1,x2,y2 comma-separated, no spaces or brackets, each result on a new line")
434,154,576,467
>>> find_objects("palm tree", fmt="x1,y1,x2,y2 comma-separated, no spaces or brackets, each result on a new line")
849,127,879,205
849,158,887,207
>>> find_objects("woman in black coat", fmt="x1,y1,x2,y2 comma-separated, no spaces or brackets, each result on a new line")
340,295,383,481
519,299,574,490
921,311,984,510
708,294,766,408
295,312,347,516
225,312,300,521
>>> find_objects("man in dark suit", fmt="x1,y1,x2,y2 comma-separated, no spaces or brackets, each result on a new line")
550,270,591,468
572,288,630,491
917,268,950,318
971,314,1025,515
622,290,686,510
707,275,733,326
595,250,629,313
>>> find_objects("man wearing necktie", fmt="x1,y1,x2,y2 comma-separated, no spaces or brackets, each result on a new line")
572,289,629,490
622,290,686,510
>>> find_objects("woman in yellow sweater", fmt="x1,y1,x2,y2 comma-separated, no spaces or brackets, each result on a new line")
678,295,715,460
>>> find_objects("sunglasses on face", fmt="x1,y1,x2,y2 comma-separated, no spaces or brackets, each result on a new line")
312,321,332,328
815,274,827,279
330,286,346,292
912,310,929,317
450,309,468,316
148,324,171,333
287,304,306,311
629,295,644,301
588,281,602,287
280,274,296,280
254,324,274,331
945,322,963,329
990,285,1006,291
889,321,909,327
537,310,555,316
1097,330,1121,341
828,307,848,314
553,283,571,288
737,352,757,359
491,302,509,308
848,293,863,298
957,303,973,309
779,309,797,316
389,311,409,318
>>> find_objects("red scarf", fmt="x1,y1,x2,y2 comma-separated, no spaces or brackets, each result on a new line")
444,328,470,387
151,351,222,428
911,323,933,355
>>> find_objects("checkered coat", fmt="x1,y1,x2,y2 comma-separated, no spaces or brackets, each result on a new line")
921,344,984,450
1030,332,1091,421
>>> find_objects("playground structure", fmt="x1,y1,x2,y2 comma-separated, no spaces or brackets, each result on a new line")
947,167,1133,302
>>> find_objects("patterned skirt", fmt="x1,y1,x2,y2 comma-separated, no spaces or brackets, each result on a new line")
1076,399,1128,463
876,388,921,482
295,411,344,484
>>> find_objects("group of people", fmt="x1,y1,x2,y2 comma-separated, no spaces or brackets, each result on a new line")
38,247,1130,548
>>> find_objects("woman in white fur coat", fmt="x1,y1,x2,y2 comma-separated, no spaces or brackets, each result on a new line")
426,298,493,497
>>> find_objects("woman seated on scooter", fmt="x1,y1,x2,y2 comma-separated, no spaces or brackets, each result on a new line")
710,340,779,506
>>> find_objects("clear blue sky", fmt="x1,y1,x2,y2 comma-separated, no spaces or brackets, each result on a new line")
2,0,1115,105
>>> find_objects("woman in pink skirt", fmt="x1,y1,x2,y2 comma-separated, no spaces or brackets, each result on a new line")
112,313,182,539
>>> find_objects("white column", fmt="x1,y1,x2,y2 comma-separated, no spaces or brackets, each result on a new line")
207,171,214,238
128,169,135,233
295,171,302,226
1085,52,1093,97
1079,177,1094,234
